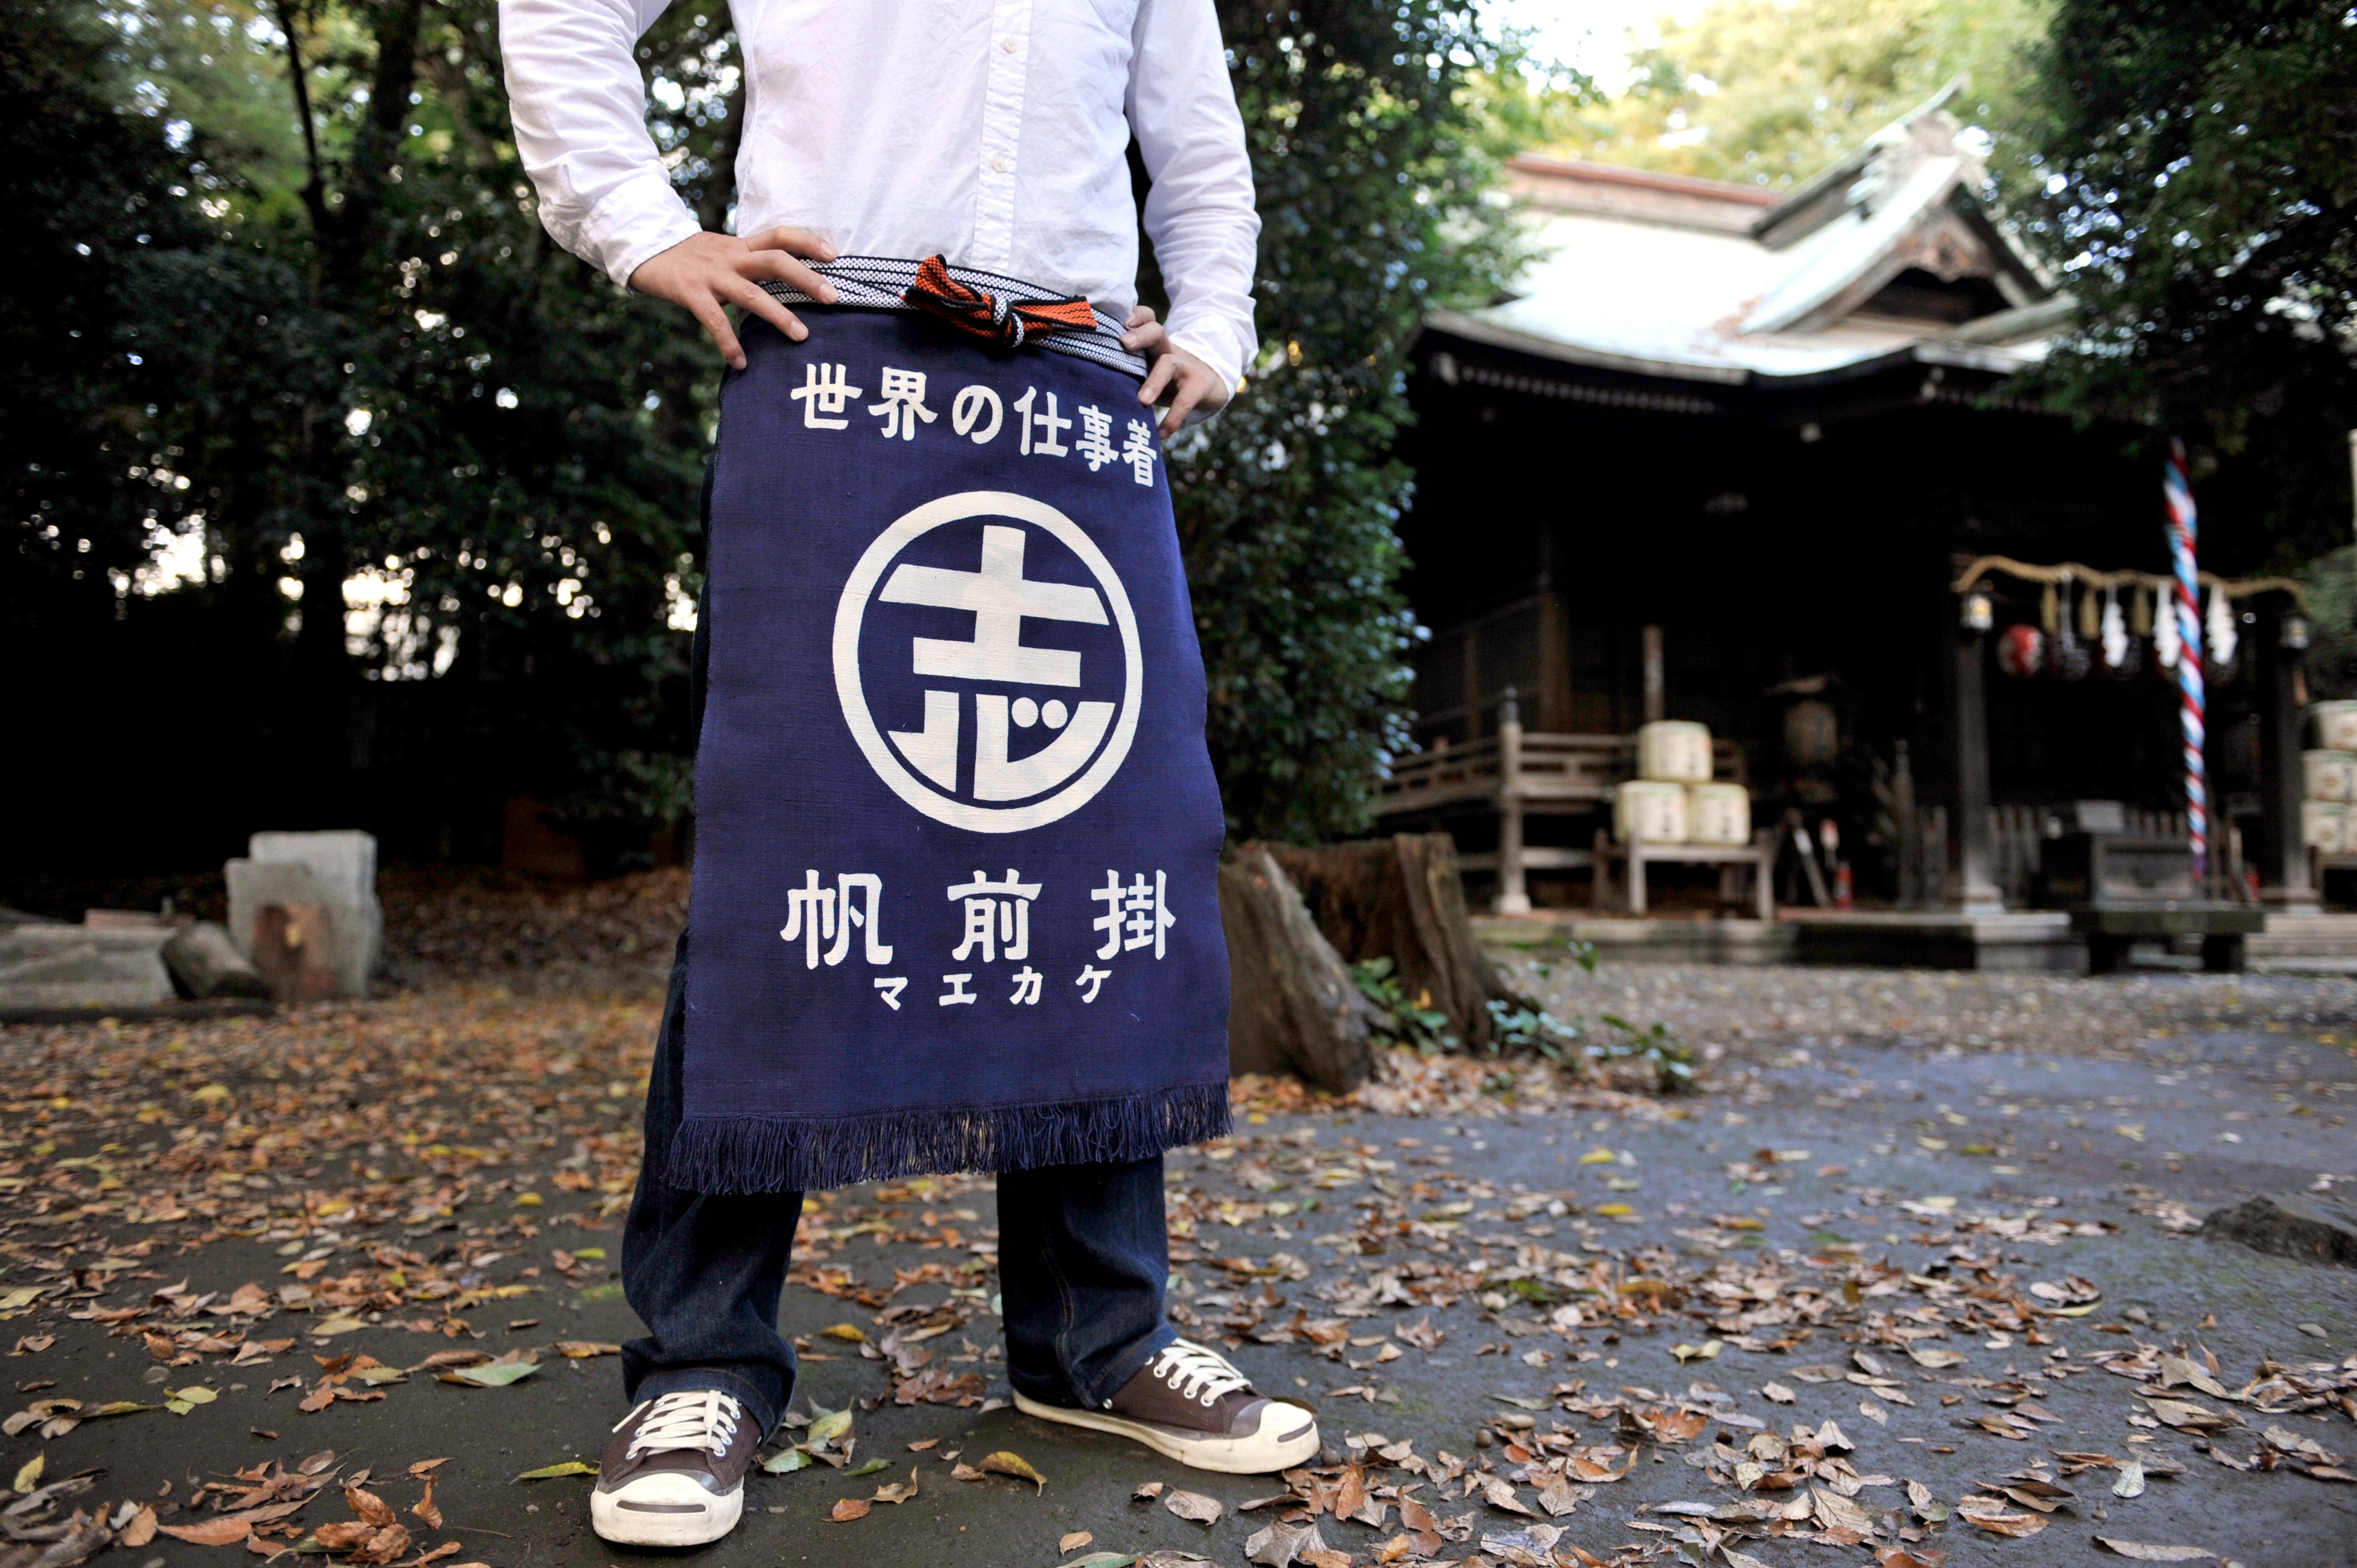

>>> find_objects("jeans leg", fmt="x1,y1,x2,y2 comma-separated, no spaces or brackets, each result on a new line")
996,1155,1177,1410
619,931,801,1435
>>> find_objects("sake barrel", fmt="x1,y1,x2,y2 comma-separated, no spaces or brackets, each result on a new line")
1615,780,1688,844
1686,783,1752,845
2316,700,2357,753
2304,750,2357,803
2303,801,2348,855
1636,720,1712,783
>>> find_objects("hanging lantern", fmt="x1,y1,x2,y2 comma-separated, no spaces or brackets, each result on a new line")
1997,623,2045,677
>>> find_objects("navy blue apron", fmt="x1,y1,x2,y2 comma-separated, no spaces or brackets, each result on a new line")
670,307,1233,1193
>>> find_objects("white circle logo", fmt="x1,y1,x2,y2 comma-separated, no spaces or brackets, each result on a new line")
833,491,1142,833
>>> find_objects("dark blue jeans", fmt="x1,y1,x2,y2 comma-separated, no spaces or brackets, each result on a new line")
620,933,1178,1434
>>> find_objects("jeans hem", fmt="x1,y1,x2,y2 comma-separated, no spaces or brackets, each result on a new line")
1078,1321,1179,1410
627,1364,785,1438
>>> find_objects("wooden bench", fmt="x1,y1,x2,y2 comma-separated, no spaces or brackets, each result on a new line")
1590,827,1777,920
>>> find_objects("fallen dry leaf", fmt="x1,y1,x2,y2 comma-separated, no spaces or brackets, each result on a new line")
1165,1488,1223,1526
2093,1541,2215,1562
1059,1531,1094,1553
513,1461,598,1481
1955,1495,2048,1538
161,1517,253,1546
120,1506,158,1548
830,1498,871,1523
977,1451,1046,1491
411,1478,441,1529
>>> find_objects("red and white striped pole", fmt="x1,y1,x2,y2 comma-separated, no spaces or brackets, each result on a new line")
2163,440,2206,880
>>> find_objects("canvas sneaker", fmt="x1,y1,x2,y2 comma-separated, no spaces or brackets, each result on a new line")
590,1389,756,1546
1012,1338,1319,1474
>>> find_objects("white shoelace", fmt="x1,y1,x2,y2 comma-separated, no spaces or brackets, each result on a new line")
617,1390,742,1461
1150,1339,1251,1407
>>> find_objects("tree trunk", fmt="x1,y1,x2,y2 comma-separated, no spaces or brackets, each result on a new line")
1218,845,1380,1092
1267,833,1520,1049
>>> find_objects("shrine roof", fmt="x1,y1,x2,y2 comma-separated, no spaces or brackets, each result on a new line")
1430,82,2067,388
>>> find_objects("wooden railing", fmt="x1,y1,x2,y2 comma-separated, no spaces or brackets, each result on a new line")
1375,693,1748,913
1377,729,1741,816
1894,804,2250,909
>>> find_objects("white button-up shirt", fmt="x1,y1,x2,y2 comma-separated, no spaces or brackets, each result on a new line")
500,0,1262,390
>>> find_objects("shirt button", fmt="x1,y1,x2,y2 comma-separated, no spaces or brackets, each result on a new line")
991,156,1010,174
1001,35,1018,51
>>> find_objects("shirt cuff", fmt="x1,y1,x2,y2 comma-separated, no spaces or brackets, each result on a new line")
582,167,704,291
1164,315,1253,408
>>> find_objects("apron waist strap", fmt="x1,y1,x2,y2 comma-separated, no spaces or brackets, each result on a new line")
760,255,1148,379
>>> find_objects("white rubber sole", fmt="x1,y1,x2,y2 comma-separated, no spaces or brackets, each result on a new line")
1012,1390,1320,1474
589,1473,744,1547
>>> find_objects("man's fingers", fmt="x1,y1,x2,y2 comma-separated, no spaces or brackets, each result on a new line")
748,225,838,261
1121,319,1169,354
744,250,839,304
721,276,807,343
1125,303,1159,328
1159,375,1206,436
1138,357,1179,409
685,293,746,369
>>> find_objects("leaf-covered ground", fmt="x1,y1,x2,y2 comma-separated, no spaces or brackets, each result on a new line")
0,906,2351,1568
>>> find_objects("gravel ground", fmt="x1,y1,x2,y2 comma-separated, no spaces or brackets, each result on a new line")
1514,957,2357,1069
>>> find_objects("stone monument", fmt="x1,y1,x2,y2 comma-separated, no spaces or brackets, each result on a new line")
225,830,382,999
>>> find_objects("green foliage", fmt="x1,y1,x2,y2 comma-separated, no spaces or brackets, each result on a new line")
2007,1,2357,560
1592,1014,1697,1094
1,0,233,611
1154,3,1553,844
1521,0,2050,189
1349,956,1458,1051
2297,546,2357,700
6,0,734,858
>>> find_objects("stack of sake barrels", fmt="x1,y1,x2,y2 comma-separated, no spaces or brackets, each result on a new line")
1615,720,1751,844
2304,702,2357,857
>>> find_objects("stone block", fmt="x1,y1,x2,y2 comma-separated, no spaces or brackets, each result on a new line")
162,922,272,1001
0,926,175,1009
2206,1191,2357,1270
228,831,381,998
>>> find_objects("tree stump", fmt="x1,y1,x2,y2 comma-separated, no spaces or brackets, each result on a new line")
1218,845,1381,1092
1267,833,1521,1050
250,904,339,1004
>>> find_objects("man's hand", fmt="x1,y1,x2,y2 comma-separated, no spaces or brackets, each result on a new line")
630,228,840,369
1123,306,1230,435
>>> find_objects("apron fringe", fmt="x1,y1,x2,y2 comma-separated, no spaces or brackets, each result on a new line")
665,1080,1233,1193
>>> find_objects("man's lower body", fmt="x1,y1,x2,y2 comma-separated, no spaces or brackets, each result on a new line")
593,935,1317,1546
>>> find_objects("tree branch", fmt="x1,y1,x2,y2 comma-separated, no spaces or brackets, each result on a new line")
272,0,332,247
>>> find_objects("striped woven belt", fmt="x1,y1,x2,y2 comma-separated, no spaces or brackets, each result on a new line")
759,255,1147,379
